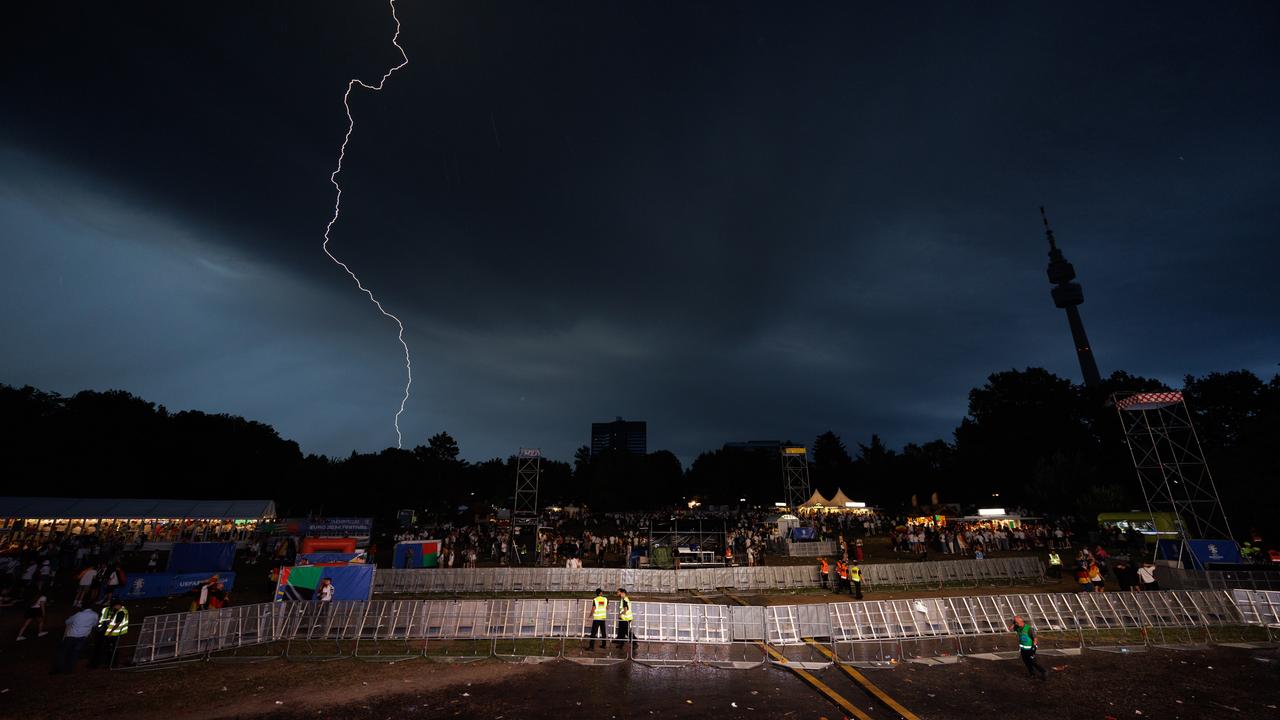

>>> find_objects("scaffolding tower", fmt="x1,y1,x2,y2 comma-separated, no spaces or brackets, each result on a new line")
512,448,541,524
1113,391,1235,566
510,448,542,565
781,446,812,511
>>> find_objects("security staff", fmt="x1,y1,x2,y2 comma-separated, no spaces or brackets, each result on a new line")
819,557,830,589
1011,615,1047,680
614,588,637,650
90,600,129,669
588,588,608,650
1047,550,1063,579
835,560,850,594
849,561,863,599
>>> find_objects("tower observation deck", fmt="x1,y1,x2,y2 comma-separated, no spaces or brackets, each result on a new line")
1042,208,1102,386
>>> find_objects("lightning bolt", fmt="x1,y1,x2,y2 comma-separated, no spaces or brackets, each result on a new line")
322,0,411,448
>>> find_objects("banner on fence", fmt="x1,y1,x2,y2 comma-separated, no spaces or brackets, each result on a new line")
298,552,366,565
1186,539,1242,569
275,564,374,602
167,542,236,573
122,571,238,600
262,517,374,537
393,540,441,568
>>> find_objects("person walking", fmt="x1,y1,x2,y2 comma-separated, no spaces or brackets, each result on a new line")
1137,562,1159,591
52,606,99,674
1011,615,1047,680
614,588,637,651
819,557,830,590
849,561,863,600
73,565,97,608
99,564,123,603
835,559,850,594
587,588,608,650
16,593,49,640
90,599,130,669
1047,550,1062,579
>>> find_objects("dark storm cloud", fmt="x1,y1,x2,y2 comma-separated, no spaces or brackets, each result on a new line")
2,2,1278,463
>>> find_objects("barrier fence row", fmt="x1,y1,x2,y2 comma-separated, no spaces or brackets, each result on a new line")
371,557,1045,595
1207,570,1280,591
784,540,838,557
131,589,1270,667
1231,589,1280,627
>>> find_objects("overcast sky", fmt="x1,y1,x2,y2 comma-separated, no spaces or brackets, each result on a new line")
2,2,1277,464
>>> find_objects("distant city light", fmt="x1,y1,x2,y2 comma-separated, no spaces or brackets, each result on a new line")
739,498,747,502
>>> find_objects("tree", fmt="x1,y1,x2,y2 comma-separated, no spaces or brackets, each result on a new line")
572,445,592,480
952,368,1090,506
853,434,898,506
425,431,462,464
812,431,853,497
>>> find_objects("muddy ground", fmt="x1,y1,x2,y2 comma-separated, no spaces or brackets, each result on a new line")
1,644,1276,720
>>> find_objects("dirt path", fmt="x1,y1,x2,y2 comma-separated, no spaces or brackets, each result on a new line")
0,655,538,720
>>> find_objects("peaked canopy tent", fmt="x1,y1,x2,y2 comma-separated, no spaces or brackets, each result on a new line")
0,497,276,547
798,490,831,511
797,489,872,515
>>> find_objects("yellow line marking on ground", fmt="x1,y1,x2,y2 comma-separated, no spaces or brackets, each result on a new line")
805,640,922,720
691,592,872,720
759,643,874,720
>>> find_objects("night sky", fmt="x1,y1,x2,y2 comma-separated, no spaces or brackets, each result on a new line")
2,2,1278,463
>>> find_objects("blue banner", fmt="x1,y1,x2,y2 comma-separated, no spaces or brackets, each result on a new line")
274,564,374,602
121,571,237,600
168,542,237,573
298,552,365,565
1186,539,1242,569
303,517,373,537
789,527,817,541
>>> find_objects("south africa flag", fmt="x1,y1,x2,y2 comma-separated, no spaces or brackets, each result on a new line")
275,565,323,602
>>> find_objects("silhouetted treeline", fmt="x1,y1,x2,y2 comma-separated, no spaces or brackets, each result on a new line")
3,367,1278,537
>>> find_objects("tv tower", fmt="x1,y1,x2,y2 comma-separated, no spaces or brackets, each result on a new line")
1042,208,1102,386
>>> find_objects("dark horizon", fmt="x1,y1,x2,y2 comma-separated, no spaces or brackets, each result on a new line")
3,2,1278,463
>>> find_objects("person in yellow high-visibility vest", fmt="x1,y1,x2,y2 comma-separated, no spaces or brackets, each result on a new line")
849,562,863,599
1047,550,1063,579
90,600,129,669
587,588,608,650
614,588,637,650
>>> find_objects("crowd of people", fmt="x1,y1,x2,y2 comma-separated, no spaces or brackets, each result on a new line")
392,508,817,569
886,518,1075,560
1,518,256,553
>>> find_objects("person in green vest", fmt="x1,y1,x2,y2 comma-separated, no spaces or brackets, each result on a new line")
587,588,608,650
1047,550,1063,579
614,588,637,650
1010,615,1047,680
849,562,863,599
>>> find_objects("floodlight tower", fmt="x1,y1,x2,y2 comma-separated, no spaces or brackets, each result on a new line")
1113,391,1235,567
781,446,812,511
1042,208,1102,386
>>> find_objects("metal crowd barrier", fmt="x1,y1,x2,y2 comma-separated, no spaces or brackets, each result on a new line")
1231,590,1280,629
132,589,1261,667
785,540,838,557
372,557,1043,596
1207,570,1280,591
